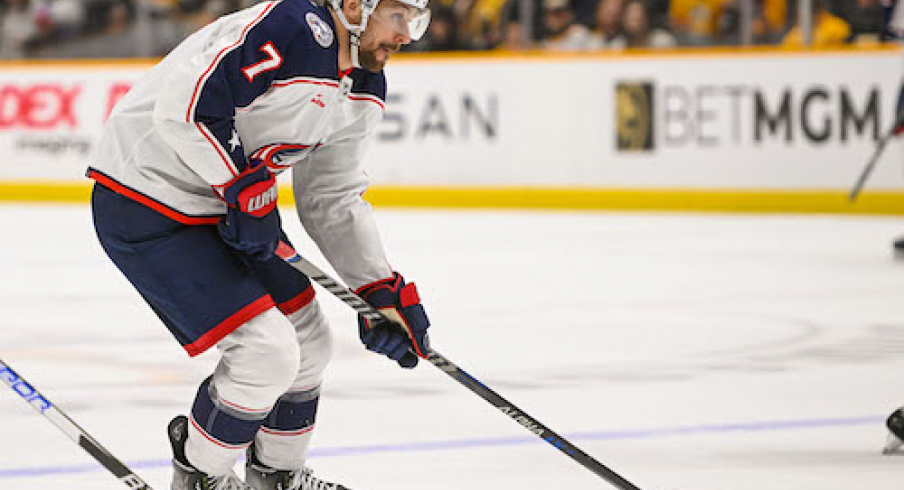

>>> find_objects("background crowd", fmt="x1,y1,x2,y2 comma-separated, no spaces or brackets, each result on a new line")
0,0,893,59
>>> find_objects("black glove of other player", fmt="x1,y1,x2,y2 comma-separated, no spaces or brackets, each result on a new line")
356,272,431,368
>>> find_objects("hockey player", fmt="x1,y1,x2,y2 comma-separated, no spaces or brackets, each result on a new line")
883,0,904,456
882,1,904,259
88,0,432,488
885,0,904,139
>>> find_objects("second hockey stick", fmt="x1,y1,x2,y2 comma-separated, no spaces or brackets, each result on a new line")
849,112,904,202
275,242,643,490
0,358,154,490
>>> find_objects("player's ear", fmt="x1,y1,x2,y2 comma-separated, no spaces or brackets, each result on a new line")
343,0,362,24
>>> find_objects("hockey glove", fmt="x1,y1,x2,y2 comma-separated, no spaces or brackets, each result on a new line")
217,162,281,261
356,272,431,368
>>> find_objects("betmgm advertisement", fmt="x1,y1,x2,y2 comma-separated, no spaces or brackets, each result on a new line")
615,80,882,153
607,51,901,189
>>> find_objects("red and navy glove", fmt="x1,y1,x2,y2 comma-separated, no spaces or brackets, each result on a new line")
217,162,281,261
356,272,431,368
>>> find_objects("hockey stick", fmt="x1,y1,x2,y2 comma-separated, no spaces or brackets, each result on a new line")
849,112,904,202
274,243,643,490
0,358,154,490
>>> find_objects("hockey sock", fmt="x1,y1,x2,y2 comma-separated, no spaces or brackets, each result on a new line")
253,387,321,470
186,377,269,475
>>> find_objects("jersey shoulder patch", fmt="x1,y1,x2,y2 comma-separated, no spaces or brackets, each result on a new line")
305,11,334,48
263,1,339,80
278,1,336,50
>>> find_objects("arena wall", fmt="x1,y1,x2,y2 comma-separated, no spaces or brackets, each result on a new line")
0,46,901,213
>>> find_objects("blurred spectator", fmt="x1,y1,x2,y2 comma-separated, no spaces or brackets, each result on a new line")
32,0,137,58
492,0,529,51
569,0,598,27
540,0,586,50
840,0,885,43
408,5,464,50
496,18,526,50
669,0,730,45
179,0,242,32
567,0,625,50
0,0,890,58
0,0,41,57
458,0,509,49
782,0,851,47
752,0,788,43
717,0,786,44
0,0,86,57
761,0,788,33
644,0,671,29
37,0,85,40
613,0,676,48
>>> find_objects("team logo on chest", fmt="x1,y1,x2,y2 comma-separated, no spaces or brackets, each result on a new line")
306,13,334,48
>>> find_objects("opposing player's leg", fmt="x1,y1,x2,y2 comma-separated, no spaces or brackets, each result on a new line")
884,407,904,454
890,84,904,255
893,237,904,258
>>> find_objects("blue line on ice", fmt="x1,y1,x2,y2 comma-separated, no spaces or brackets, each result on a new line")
0,415,883,480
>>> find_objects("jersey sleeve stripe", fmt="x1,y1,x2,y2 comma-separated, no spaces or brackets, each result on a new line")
251,143,313,169
347,94,385,110
270,77,340,89
185,1,278,123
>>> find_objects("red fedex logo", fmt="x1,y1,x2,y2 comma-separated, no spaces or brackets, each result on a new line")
0,84,81,130
106,82,132,121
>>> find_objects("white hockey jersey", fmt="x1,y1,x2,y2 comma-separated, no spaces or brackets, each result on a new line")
88,0,393,289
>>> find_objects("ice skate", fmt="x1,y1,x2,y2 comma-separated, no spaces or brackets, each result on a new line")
883,407,904,455
246,445,354,490
894,237,904,259
168,415,255,490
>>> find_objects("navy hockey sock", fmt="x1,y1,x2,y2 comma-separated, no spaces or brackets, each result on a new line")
190,377,268,448
262,389,319,435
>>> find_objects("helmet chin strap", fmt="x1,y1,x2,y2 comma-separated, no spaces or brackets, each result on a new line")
349,31,362,69
332,6,370,70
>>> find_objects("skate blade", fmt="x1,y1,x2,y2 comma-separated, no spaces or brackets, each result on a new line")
882,433,904,455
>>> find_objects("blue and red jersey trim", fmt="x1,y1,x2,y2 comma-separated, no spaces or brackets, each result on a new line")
87,169,222,225
184,294,277,357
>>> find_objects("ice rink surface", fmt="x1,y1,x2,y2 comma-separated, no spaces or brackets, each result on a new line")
1,203,903,490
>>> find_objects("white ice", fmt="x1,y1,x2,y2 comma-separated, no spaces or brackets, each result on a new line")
1,204,903,490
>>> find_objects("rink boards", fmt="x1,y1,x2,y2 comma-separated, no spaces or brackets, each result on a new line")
0,46,901,213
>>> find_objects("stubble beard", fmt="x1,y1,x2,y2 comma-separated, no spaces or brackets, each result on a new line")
357,48,385,72
357,39,400,72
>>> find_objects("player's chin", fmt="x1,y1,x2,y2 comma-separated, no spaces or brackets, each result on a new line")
359,50,389,73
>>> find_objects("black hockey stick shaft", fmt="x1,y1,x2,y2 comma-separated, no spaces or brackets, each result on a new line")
275,243,642,490
849,113,904,202
0,358,154,490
